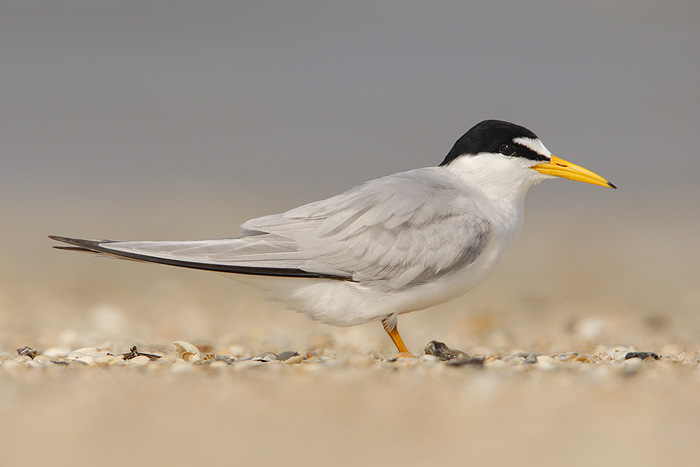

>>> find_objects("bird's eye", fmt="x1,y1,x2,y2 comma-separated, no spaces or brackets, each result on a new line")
499,144,516,156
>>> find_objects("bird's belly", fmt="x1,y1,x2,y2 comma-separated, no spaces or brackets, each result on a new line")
224,274,390,326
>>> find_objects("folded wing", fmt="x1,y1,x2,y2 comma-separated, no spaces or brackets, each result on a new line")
51,168,491,290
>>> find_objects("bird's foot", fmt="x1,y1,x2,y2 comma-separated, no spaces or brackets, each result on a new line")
387,351,418,361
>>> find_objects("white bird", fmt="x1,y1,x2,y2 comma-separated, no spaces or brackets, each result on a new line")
50,120,615,356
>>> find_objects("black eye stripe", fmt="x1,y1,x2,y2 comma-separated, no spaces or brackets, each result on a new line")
512,144,549,162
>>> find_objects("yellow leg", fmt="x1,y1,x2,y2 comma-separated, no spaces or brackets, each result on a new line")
381,318,414,358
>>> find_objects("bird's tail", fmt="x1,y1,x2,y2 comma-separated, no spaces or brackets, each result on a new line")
48,235,348,279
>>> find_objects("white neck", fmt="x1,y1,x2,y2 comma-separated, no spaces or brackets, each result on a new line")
443,153,545,207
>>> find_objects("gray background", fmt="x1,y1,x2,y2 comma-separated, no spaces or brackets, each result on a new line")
3,1,698,214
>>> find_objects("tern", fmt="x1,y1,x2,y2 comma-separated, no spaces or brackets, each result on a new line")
50,120,615,356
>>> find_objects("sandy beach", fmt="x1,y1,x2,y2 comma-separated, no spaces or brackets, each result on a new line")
2,198,699,467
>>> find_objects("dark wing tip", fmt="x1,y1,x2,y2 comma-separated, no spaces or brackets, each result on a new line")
48,235,353,281
49,235,119,253
50,235,115,246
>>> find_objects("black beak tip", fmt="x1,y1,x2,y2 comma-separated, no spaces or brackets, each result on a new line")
607,181,618,190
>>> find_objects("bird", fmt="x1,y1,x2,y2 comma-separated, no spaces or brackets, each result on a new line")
50,120,615,356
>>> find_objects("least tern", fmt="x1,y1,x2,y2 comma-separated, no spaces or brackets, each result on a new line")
50,120,615,355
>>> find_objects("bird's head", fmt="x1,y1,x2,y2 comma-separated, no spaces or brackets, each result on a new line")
440,120,616,199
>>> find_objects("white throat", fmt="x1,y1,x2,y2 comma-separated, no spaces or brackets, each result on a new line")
443,152,546,206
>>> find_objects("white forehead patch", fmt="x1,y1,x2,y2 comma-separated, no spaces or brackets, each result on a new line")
513,137,551,159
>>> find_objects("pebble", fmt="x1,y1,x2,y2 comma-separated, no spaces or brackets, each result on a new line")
33,355,54,365
126,355,151,366
424,340,468,361
556,352,578,361
607,346,636,361
42,347,71,358
94,355,124,367
72,355,97,366
17,346,37,359
2,341,697,376
283,355,304,364
535,355,557,370
484,358,508,369
70,347,111,358
182,352,200,363
214,355,236,364
624,351,660,361
522,354,538,364
253,352,280,362
234,359,271,369
172,341,202,359
278,350,300,361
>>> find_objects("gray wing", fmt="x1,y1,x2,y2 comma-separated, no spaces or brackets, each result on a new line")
51,168,491,289
239,168,492,289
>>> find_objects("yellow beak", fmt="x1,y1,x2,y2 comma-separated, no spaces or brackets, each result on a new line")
531,155,617,189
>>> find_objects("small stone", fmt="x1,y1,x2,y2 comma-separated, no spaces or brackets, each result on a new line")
424,340,468,361
25,358,46,368
608,346,636,361
253,352,280,362
71,347,110,358
42,347,71,358
283,354,304,364
32,355,53,365
17,347,38,359
557,352,578,361
73,355,96,366
235,359,270,369
278,350,300,361
522,354,538,364
214,355,236,364
94,355,124,367
575,354,595,363
173,341,202,359
483,358,508,369
126,355,151,366
624,351,660,361
182,352,200,363
535,355,557,370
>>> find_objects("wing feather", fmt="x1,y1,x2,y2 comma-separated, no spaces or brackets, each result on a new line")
51,167,492,289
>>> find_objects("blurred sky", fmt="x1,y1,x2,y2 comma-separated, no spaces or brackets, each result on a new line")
1,0,699,239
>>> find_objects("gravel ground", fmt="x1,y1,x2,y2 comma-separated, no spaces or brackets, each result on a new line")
2,341,700,467
2,204,700,467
